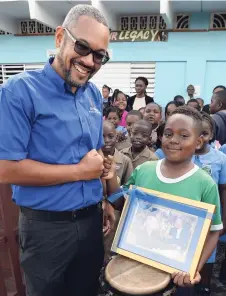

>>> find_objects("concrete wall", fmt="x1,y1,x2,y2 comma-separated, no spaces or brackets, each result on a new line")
0,12,225,106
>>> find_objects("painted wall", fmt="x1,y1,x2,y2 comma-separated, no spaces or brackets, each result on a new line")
0,12,226,106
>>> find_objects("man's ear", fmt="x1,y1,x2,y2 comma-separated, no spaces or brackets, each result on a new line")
55,26,64,49
196,135,204,151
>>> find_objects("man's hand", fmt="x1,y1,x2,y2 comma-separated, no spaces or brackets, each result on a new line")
78,149,104,180
102,199,115,236
172,271,201,287
102,155,116,180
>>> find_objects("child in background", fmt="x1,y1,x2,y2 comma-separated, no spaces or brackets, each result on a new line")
116,110,143,151
106,106,222,295
194,112,226,294
126,110,143,136
138,107,145,115
102,121,133,261
187,99,201,111
102,121,133,186
113,91,128,127
105,106,127,135
121,119,158,169
155,122,166,160
143,102,162,149
165,101,179,120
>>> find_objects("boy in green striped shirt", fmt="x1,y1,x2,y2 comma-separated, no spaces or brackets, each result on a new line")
106,106,222,290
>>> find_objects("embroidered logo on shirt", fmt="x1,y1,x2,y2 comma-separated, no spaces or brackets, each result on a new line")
88,97,101,114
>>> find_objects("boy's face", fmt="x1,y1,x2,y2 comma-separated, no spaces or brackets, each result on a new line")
144,104,161,126
166,103,177,119
126,115,141,136
114,93,127,111
102,124,117,155
187,101,200,111
131,123,151,150
210,94,221,114
162,114,203,163
107,112,120,128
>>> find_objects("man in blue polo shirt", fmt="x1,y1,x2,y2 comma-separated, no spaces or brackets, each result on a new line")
0,5,114,296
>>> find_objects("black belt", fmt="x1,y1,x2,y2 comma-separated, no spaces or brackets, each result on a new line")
20,202,102,222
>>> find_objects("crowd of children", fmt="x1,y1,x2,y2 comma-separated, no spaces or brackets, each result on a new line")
100,81,226,296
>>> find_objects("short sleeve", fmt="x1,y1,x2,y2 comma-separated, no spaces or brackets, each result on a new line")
202,182,223,231
0,88,32,160
219,154,226,184
95,88,104,150
123,167,138,190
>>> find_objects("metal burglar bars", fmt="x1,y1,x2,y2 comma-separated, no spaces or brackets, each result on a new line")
0,64,44,84
91,62,156,97
211,13,226,28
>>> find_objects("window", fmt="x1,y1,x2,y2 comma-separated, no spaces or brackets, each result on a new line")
175,15,190,29
120,15,167,31
91,62,156,97
0,64,44,84
20,20,55,35
211,13,226,29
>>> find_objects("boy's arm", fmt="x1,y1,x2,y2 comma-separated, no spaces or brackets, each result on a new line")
197,230,220,271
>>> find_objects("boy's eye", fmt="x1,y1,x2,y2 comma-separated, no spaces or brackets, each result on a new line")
181,134,189,138
164,132,172,137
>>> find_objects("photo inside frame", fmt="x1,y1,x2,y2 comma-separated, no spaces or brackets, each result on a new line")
117,189,209,273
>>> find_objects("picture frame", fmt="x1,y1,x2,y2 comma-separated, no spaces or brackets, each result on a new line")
111,186,216,279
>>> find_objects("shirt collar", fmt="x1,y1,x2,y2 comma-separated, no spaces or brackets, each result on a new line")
43,57,66,90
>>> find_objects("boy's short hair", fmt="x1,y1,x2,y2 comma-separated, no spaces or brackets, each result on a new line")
187,99,201,111
103,120,116,131
133,119,152,135
126,110,143,120
145,102,162,113
214,90,226,109
213,85,226,92
197,98,204,104
169,105,203,135
105,106,121,118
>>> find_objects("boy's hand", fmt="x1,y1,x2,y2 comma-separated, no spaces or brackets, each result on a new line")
102,155,116,180
102,200,115,236
172,271,201,287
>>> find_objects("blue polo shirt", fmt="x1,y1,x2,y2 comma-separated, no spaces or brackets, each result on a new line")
0,58,104,211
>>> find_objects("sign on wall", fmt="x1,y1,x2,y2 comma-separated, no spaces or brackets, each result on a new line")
110,30,168,42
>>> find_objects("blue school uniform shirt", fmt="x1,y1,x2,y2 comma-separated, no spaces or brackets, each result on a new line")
116,125,127,135
220,144,226,155
194,146,226,256
194,146,226,185
0,58,104,211
155,148,165,159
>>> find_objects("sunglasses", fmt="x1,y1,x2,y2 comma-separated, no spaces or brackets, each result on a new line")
63,28,109,65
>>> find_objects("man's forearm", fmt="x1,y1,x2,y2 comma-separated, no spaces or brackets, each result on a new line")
0,159,82,186
197,230,220,272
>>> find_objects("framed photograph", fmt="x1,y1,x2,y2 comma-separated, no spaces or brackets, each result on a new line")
111,186,216,279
